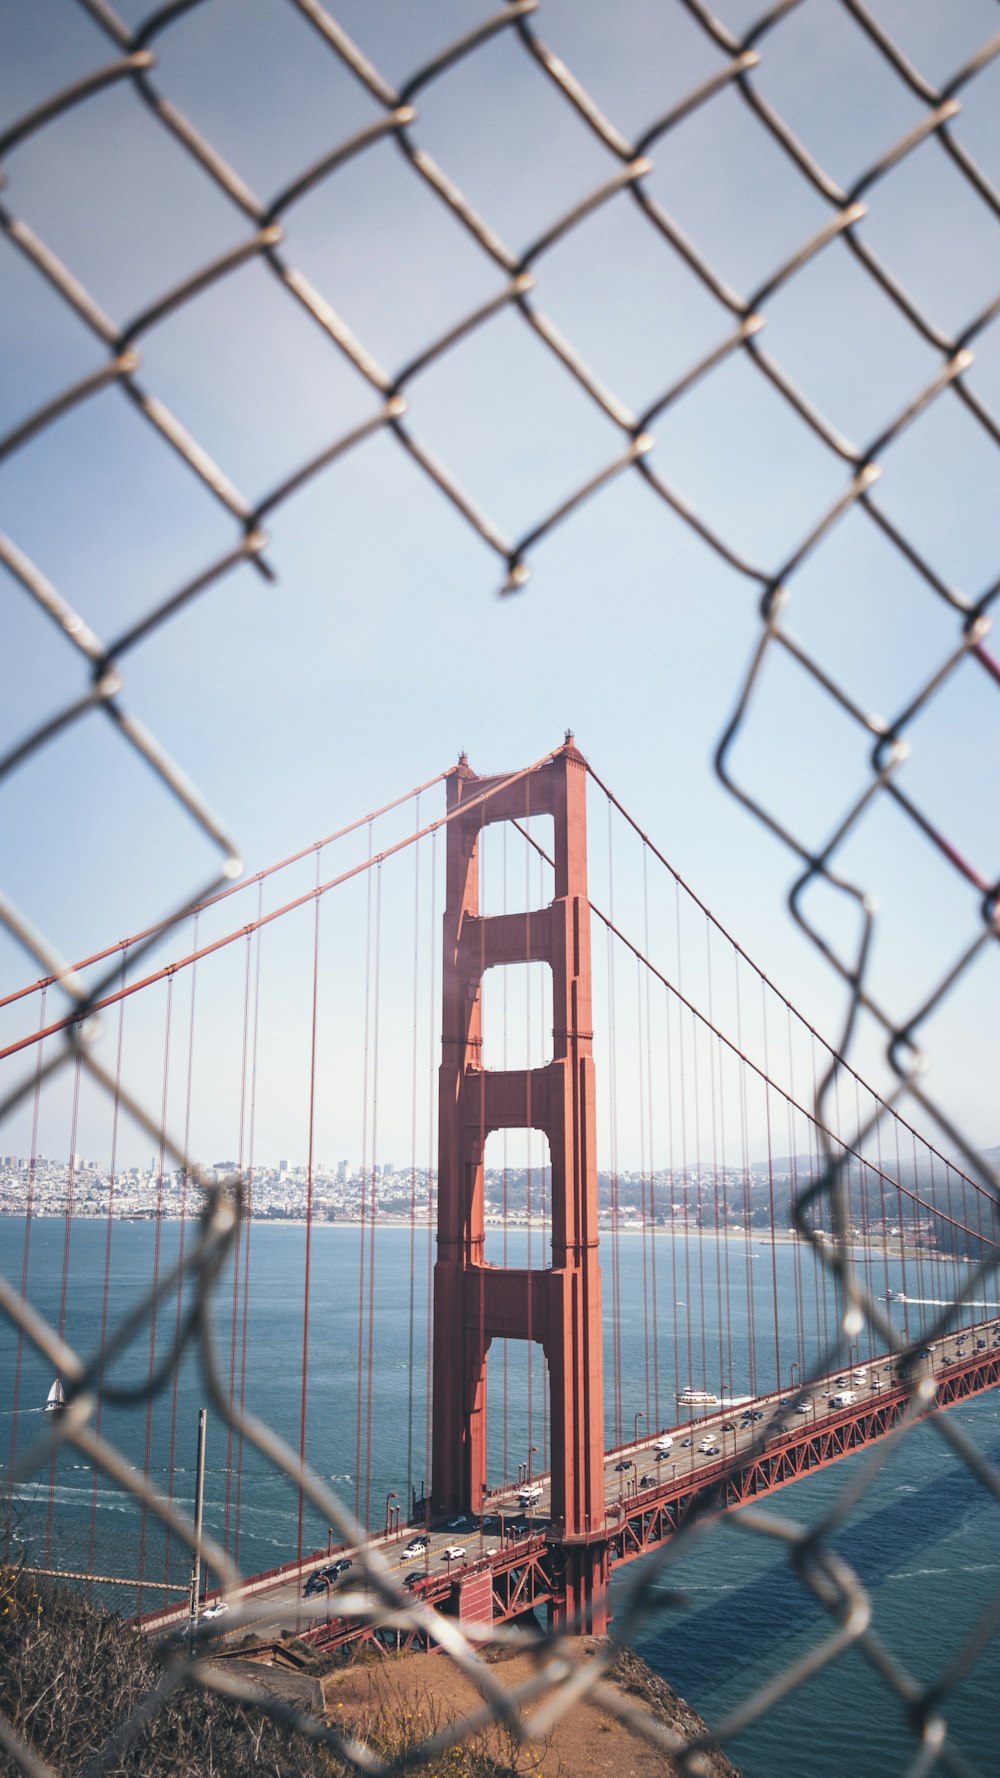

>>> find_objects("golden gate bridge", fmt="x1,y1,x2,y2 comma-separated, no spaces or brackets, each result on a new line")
3,737,998,1647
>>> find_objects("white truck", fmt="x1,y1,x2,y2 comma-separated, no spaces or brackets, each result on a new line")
828,1389,857,1408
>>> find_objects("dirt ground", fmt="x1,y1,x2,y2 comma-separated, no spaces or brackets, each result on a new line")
322,1638,741,1778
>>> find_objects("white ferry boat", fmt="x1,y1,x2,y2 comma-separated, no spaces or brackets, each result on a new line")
676,1386,719,1407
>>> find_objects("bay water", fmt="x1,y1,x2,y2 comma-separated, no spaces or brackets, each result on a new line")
2,1214,998,1775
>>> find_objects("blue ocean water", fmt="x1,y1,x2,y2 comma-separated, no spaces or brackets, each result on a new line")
2,1215,998,1776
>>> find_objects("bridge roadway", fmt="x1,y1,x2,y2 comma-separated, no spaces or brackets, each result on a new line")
140,1318,1000,1649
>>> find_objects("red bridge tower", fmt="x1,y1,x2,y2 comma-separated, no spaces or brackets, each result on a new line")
431,739,609,1630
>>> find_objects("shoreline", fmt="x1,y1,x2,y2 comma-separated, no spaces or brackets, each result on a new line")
0,1211,944,1257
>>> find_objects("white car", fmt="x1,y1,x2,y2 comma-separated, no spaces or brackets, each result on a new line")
699,1442,721,1456
202,1600,229,1621
654,1442,672,1458
441,1544,466,1562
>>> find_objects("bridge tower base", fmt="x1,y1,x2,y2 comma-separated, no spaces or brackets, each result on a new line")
431,739,609,1633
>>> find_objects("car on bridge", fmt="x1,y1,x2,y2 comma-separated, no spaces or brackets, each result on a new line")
441,1544,466,1562
403,1536,430,1558
654,1440,672,1457
304,1565,341,1596
404,1571,427,1589
613,1460,633,1473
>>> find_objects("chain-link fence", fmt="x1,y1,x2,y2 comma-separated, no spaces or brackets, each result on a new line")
2,2,1000,1774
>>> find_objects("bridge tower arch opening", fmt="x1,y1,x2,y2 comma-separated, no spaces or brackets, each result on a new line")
431,739,609,1629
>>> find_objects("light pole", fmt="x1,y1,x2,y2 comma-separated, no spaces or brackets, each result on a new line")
384,1491,398,1537
789,1361,800,1393
187,1406,207,1655
634,1409,645,1448
527,1445,539,1484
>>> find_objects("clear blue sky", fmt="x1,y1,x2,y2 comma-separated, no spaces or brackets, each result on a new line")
2,0,998,1169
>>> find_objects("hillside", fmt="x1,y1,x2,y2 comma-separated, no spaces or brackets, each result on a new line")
0,1566,740,1778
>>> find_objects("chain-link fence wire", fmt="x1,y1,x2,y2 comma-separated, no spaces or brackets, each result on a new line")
2,0,1000,1772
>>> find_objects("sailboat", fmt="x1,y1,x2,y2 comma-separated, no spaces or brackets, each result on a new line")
44,1378,66,1414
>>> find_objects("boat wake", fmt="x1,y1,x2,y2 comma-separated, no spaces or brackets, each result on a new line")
884,1294,1000,1309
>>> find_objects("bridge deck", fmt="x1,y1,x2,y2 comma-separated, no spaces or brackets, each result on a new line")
138,1320,1000,1649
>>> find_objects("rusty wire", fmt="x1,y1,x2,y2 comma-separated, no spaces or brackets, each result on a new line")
2,1,1000,1774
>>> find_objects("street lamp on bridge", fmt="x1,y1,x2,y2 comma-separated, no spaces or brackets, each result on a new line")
634,1409,645,1448
384,1491,398,1538
527,1445,539,1484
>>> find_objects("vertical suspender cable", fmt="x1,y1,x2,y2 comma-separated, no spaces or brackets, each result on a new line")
537,837,549,1475
786,1009,806,1382
234,897,263,1563
164,918,197,1584
734,958,757,1399
810,1035,831,1357
89,961,127,1580
874,1111,892,1342
298,854,321,1560
854,1078,874,1362
905,1129,922,1315
705,917,726,1398
137,977,173,1614
502,823,509,1486
477,848,487,1526
7,989,46,1539
665,981,681,1409
424,831,438,1532
674,882,693,1406
636,952,650,1428
46,1053,81,1567
605,799,622,1447
364,865,383,1535
223,934,253,1556
406,803,422,1512
711,933,734,1408
524,790,536,1482
642,848,660,1434
759,981,782,1394
355,829,374,1526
